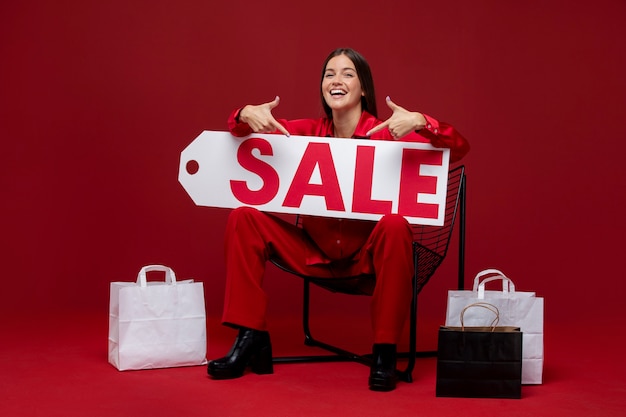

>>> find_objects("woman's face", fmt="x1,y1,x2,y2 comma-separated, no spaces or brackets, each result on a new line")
321,54,364,114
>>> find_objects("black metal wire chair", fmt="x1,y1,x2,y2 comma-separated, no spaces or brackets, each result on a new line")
271,165,466,383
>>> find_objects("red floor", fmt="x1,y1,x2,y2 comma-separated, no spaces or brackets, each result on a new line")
1,312,624,417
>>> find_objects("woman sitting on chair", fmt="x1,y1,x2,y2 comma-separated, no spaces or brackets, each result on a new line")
208,47,470,391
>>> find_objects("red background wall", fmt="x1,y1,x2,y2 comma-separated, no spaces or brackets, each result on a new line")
2,1,625,330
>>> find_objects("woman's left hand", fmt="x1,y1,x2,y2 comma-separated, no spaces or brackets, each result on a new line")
366,96,427,139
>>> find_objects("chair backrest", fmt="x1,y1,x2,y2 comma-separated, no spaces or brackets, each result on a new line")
411,165,465,292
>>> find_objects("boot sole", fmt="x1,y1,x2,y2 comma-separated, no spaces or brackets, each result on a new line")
368,375,398,391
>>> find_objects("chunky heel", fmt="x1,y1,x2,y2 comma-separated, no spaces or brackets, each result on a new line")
368,344,398,392
250,344,274,375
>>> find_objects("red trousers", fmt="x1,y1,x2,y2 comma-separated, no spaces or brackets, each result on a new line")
222,207,414,344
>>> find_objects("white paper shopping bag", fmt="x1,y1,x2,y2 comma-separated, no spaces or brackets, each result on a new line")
445,269,544,384
108,265,207,371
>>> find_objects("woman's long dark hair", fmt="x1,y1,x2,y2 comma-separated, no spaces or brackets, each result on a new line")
320,48,378,119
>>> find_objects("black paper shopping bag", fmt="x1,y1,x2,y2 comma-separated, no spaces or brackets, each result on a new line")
436,302,523,399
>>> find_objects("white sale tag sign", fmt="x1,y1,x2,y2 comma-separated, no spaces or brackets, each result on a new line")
178,131,450,225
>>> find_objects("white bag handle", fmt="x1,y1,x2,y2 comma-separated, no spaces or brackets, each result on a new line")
136,265,177,287
472,268,516,299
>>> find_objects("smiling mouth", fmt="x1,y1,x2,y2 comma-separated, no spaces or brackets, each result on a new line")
330,89,346,96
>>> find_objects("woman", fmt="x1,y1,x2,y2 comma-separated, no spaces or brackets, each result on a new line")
208,48,470,391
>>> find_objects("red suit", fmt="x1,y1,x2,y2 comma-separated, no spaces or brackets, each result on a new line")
222,109,469,344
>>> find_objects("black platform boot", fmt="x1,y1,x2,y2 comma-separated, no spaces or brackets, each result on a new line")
368,343,398,391
207,327,273,379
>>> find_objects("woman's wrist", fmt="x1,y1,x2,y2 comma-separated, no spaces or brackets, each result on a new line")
237,106,248,124
413,112,426,131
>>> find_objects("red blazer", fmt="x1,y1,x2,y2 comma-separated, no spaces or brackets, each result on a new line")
227,109,469,264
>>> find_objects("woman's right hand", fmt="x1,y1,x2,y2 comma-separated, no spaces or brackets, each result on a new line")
238,96,291,137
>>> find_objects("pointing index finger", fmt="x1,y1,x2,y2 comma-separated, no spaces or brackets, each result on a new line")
366,119,390,137
272,119,291,137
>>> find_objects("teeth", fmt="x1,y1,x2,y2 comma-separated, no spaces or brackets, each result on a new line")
330,89,346,95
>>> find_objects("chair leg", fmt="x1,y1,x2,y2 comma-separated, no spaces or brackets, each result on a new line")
273,277,423,384
273,278,371,365
458,172,466,290
302,278,313,345
398,243,420,383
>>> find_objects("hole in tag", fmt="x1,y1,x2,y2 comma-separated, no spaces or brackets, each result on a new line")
186,159,199,175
